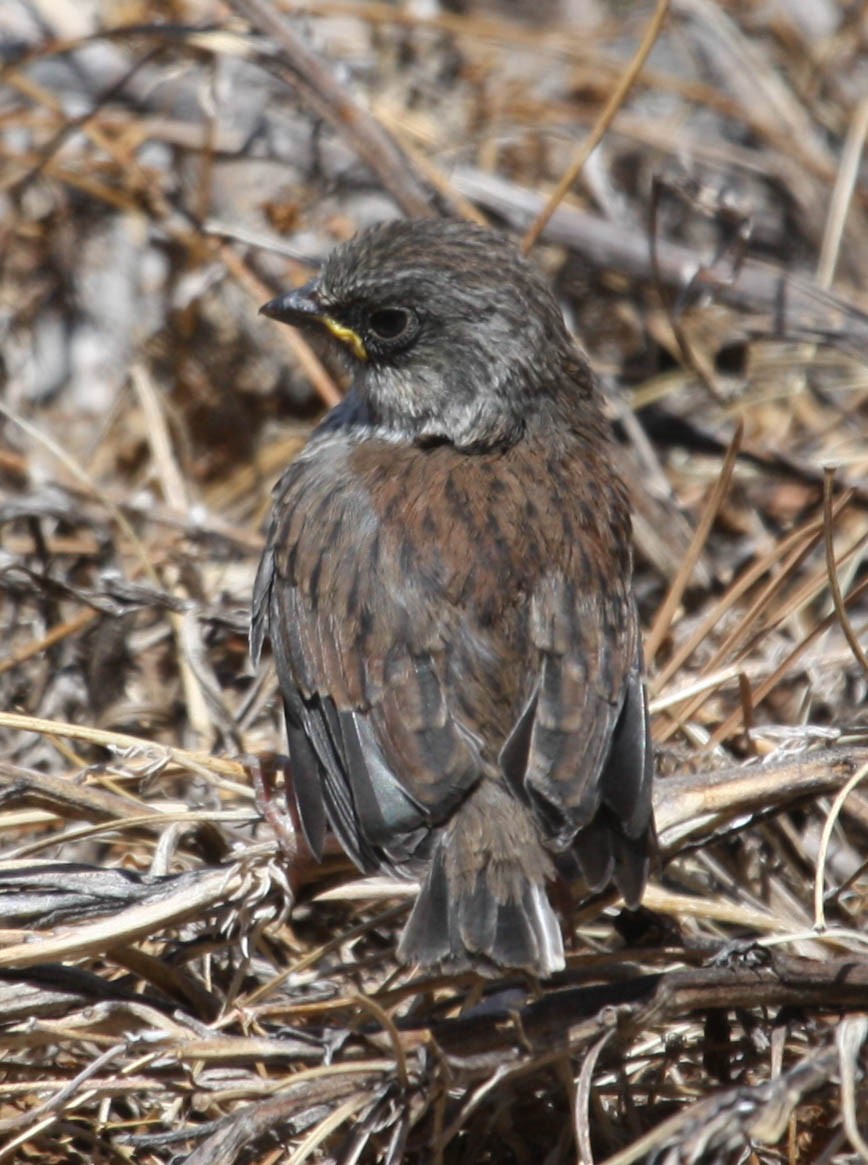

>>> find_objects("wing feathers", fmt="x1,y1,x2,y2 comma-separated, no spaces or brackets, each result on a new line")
520,576,653,899
283,701,327,860
257,470,483,870
252,435,654,970
598,664,654,838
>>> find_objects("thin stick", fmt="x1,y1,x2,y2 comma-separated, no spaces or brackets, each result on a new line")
707,575,868,748
225,1,436,218
823,467,868,677
816,97,868,288
521,0,670,253
0,710,245,780
645,421,742,664
0,400,157,585
813,762,868,931
652,493,853,694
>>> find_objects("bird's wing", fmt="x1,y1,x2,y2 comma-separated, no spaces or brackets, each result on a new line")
499,573,653,904
251,451,483,872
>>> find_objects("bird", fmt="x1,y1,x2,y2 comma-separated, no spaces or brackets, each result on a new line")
251,218,654,977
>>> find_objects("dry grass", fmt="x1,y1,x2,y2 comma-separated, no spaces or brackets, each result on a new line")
1,1,867,1162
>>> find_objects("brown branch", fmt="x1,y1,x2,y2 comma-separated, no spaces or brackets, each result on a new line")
522,0,671,253
227,0,439,219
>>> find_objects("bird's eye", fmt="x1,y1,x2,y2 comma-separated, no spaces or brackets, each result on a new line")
367,307,416,343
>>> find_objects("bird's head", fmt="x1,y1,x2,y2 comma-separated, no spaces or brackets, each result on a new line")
261,218,591,449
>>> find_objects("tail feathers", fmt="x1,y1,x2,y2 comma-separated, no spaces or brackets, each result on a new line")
570,807,651,908
398,847,565,978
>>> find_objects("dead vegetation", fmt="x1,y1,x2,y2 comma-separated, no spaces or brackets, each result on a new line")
1,1,867,1161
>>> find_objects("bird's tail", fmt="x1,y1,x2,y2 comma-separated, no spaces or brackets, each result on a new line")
397,782,565,977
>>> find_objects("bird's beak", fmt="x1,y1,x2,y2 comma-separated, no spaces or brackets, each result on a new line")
260,280,368,361
260,279,322,325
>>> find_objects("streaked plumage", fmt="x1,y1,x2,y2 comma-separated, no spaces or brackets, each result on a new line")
252,219,653,976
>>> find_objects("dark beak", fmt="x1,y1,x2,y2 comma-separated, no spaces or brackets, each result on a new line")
260,279,323,325
260,278,369,361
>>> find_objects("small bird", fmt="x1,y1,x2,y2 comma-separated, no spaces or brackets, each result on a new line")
251,219,653,977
